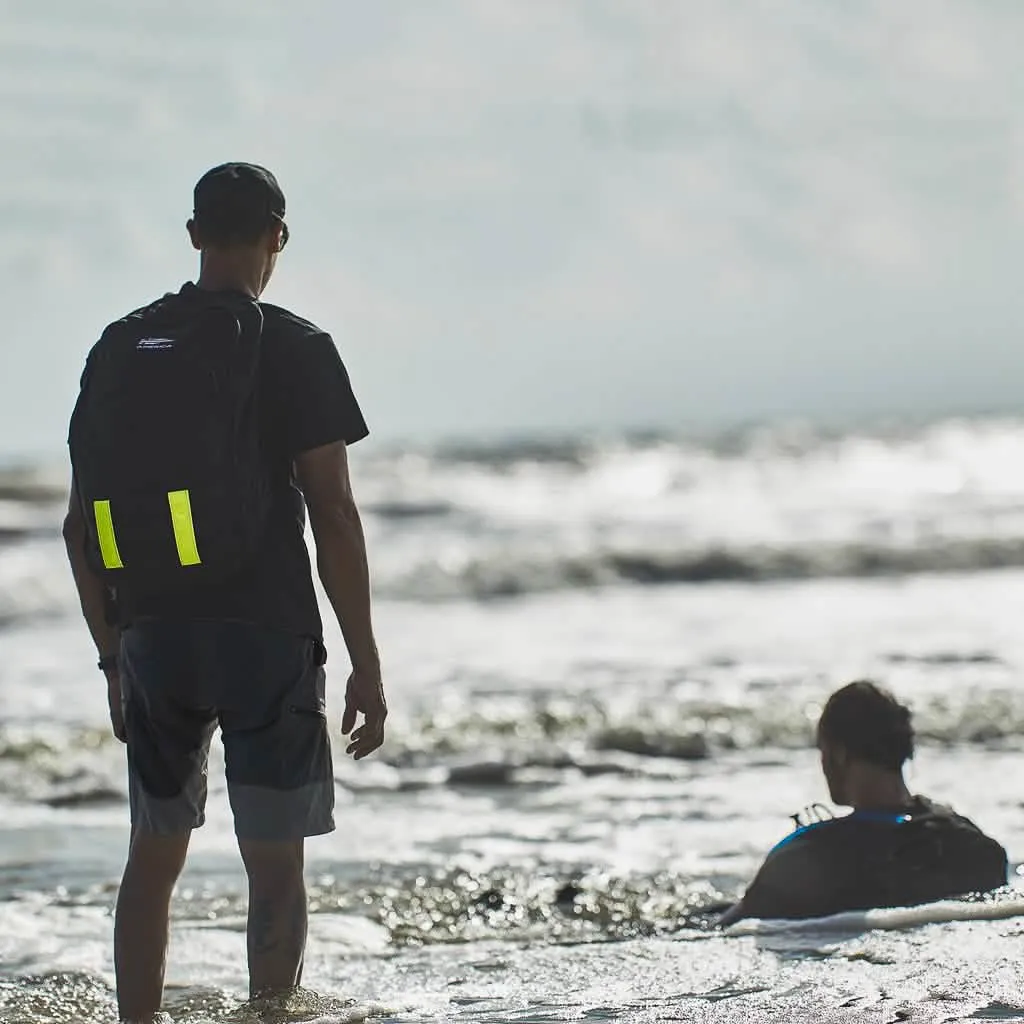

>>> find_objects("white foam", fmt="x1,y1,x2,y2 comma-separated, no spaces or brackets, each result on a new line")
302,1008,398,1024
726,895,1024,936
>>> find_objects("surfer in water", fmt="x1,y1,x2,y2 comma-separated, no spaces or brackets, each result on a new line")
719,680,1008,925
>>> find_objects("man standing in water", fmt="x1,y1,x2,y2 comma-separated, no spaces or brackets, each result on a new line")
62,163,386,1022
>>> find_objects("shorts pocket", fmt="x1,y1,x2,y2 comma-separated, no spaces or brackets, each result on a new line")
288,663,327,720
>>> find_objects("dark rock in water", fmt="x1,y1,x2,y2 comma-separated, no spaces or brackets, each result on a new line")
0,526,34,545
447,760,518,786
593,728,710,760
885,649,1002,666
473,888,510,912
365,499,455,520
554,882,583,908
43,786,124,809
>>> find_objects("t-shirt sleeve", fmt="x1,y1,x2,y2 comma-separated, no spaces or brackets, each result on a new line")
275,332,369,457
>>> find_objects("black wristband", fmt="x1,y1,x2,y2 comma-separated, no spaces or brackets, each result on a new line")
98,654,119,674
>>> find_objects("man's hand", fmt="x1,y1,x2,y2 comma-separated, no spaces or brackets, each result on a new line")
341,665,386,760
105,670,126,743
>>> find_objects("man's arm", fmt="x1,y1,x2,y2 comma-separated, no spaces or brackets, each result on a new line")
716,900,747,928
295,440,385,760
719,840,838,926
62,481,125,741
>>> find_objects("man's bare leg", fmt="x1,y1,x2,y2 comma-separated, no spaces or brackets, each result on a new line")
238,838,308,997
114,830,191,1022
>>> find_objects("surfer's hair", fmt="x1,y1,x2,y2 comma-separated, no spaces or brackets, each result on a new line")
817,680,914,770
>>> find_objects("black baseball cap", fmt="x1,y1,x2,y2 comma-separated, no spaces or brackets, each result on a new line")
192,162,286,233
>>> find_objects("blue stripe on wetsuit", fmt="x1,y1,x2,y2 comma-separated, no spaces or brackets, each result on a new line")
768,811,912,856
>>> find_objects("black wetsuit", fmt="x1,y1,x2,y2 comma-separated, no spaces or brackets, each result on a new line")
724,796,1007,923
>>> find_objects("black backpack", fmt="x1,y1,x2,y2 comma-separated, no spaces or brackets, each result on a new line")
68,288,272,596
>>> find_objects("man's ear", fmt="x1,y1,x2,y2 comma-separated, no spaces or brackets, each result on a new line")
186,219,202,251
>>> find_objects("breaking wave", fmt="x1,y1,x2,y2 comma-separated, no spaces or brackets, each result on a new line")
370,537,1024,600
10,417,1024,601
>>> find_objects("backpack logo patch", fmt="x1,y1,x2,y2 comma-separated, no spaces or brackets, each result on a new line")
137,337,175,351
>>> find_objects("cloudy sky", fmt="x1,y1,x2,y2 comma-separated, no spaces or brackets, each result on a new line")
2,0,1023,460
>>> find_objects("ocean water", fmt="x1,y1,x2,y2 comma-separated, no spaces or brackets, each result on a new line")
1,419,1024,1022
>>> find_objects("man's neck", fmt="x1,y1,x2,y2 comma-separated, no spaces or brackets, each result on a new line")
196,271,258,298
196,253,262,298
847,766,913,813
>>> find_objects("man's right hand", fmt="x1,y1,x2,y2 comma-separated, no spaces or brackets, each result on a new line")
341,665,386,760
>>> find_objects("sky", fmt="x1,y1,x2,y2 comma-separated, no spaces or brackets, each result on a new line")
2,0,1024,461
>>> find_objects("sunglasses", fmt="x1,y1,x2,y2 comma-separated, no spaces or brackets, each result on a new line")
272,213,290,252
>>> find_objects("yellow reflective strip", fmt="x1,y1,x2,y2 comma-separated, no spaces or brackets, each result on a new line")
167,489,202,566
93,500,124,570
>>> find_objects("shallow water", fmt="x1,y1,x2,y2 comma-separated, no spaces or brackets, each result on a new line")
2,426,1024,1021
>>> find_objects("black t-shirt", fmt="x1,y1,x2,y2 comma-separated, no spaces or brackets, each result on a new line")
734,796,1008,922
109,283,369,639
